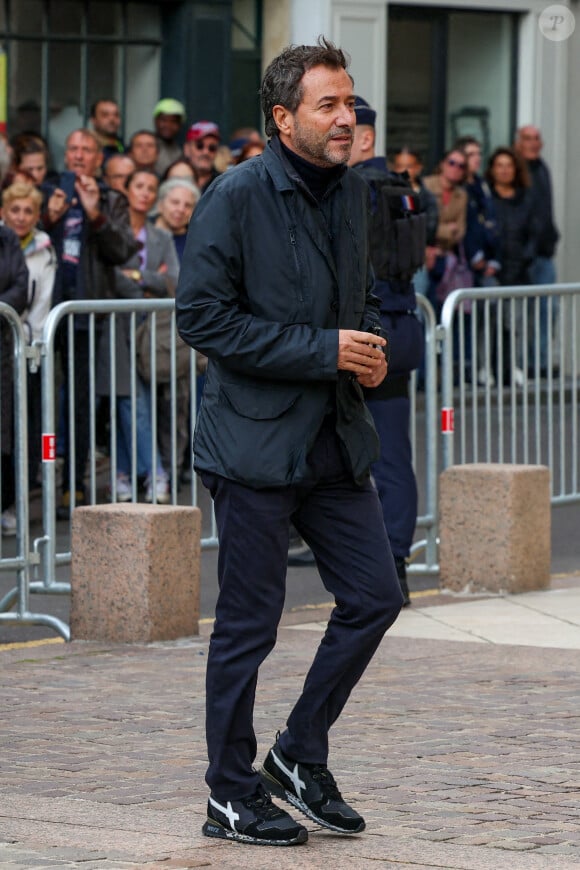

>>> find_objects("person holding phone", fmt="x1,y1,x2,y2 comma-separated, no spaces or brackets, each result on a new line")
42,128,139,518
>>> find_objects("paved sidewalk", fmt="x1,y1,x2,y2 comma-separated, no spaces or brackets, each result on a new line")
2,578,580,869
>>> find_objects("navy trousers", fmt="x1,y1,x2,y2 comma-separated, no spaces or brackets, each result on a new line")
366,395,418,559
201,419,403,800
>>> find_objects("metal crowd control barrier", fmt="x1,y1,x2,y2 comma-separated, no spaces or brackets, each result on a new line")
1,294,440,639
0,302,68,637
409,294,439,575
0,299,219,640
440,283,580,505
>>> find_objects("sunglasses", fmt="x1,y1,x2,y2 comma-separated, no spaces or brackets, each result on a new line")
194,140,218,153
447,158,466,170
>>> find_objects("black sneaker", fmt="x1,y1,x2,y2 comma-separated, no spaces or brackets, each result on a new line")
260,741,365,834
202,783,308,846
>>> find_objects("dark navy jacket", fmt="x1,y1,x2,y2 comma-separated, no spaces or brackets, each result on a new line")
176,137,382,488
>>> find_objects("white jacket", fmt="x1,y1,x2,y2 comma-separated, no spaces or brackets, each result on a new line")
21,229,57,344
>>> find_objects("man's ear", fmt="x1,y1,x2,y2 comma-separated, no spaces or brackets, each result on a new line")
272,105,292,136
362,128,375,154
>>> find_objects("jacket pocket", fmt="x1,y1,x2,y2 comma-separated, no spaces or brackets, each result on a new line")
219,382,299,420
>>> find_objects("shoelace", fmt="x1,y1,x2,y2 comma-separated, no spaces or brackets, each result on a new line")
310,765,343,801
244,786,285,820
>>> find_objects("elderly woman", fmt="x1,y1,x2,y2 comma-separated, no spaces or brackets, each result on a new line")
2,181,57,506
97,168,179,503
155,177,199,261
153,177,200,477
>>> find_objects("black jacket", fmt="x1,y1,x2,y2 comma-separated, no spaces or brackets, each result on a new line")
43,181,139,307
527,158,559,258
176,137,382,488
0,225,29,455
491,186,539,286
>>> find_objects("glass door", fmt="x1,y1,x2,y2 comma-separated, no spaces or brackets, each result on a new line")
386,6,518,172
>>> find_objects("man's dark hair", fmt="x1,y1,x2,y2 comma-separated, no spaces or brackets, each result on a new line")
128,129,159,152
260,36,351,139
454,135,481,151
12,132,49,163
391,147,423,164
90,99,119,119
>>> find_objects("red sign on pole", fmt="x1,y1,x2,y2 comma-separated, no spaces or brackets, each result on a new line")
42,434,56,462
441,408,454,434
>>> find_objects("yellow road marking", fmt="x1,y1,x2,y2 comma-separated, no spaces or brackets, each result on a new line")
0,637,65,652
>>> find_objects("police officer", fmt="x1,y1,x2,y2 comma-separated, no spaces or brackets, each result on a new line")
349,97,426,605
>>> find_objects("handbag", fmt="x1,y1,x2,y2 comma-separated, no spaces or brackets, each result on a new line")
436,244,474,304
136,310,192,384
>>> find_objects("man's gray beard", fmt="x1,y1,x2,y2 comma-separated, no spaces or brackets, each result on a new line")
292,119,352,167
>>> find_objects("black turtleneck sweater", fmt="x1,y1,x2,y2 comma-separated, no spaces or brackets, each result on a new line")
280,140,345,202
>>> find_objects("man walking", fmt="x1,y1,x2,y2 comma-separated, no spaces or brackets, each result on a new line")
176,38,403,848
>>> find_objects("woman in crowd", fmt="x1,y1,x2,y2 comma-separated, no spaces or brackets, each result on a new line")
0,222,28,535
155,177,199,261
2,182,57,509
237,139,265,163
97,168,179,503
11,135,51,188
161,158,196,183
423,148,469,313
152,177,200,476
486,146,539,385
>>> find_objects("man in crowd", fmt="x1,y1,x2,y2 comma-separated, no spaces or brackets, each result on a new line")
514,124,560,375
89,99,125,161
176,38,402,848
153,98,186,176
127,130,159,173
43,128,138,517
349,96,426,606
183,120,221,192
103,153,136,193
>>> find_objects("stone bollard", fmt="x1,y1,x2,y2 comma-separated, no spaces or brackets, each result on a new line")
439,463,551,594
70,503,201,642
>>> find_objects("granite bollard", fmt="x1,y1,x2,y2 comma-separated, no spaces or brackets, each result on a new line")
439,463,551,594
71,503,200,642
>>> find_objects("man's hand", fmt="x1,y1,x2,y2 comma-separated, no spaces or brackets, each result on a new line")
75,174,101,221
46,188,70,225
338,329,388,388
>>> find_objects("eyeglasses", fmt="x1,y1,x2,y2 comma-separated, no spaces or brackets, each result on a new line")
194,140,218,153
447,158,466,170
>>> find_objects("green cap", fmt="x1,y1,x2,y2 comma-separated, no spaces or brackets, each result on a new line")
153,98,186,119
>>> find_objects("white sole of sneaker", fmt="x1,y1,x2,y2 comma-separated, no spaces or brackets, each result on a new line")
260,768,365,835
202,819,308,846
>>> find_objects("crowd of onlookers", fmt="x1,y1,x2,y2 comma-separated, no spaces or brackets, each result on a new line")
0,97,268,534
0,95,560,535
394,127,560,387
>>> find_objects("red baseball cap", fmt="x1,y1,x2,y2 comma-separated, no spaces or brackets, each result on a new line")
186,121,221,142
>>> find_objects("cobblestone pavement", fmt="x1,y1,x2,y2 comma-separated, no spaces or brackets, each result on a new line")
2,592,580,870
